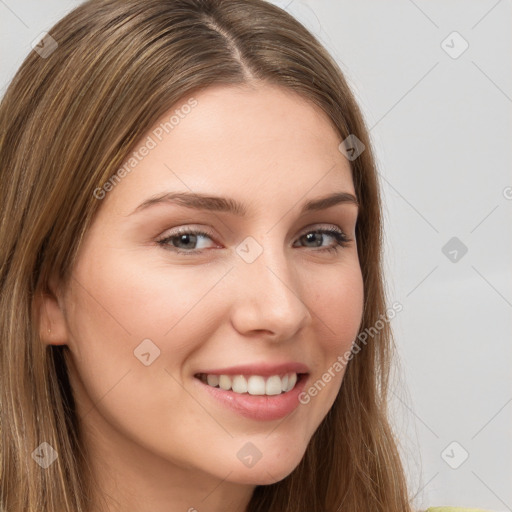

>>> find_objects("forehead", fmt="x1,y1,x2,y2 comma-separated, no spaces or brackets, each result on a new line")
105,83,355,215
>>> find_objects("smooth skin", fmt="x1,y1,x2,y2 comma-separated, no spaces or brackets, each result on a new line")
40,83,364,512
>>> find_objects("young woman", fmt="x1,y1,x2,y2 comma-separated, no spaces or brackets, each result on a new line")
0,1,492,511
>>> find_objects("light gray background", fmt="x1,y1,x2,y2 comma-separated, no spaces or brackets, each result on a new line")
1,1,511,511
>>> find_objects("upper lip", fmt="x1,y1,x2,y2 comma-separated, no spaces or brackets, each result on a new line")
194,362,310,377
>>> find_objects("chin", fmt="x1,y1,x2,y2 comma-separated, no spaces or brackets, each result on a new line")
227,452,304,486
229,468,293,486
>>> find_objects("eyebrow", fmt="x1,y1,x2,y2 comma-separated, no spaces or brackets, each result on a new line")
130,190,360,216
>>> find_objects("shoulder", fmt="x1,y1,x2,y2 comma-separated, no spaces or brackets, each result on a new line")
426,508,495,512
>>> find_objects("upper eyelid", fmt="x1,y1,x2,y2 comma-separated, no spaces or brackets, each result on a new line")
159,222,347,237
157,223,350,245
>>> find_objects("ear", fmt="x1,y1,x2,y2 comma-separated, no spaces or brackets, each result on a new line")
36,278,68,346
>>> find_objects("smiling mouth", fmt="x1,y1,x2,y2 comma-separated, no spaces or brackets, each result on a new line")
194,372,307,396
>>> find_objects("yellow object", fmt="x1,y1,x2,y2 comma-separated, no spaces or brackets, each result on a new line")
426,508,493,512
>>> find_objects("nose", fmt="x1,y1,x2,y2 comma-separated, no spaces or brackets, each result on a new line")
229,241,312,342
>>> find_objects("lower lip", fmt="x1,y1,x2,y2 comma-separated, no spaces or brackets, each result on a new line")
194,374,309,421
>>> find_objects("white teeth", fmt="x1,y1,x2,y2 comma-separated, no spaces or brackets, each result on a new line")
200,372,300,395
286,372,297,391
232,375,248,394
247,375,266,395
218,374,231,390
265,375,282,395
206,374,219,387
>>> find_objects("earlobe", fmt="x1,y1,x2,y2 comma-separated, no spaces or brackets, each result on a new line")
37,286,68,347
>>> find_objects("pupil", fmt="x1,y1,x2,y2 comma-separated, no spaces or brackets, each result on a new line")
176,234,195,248
305,233,321,247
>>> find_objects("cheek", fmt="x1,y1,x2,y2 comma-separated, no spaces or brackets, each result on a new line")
65,254,229,449
300,261,364,404
64,252,238,440
307,260,364,349
69,248,228,356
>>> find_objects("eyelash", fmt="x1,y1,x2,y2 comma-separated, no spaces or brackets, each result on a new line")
156,226,352,255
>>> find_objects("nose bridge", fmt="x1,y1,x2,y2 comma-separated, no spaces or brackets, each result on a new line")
230,234,311,338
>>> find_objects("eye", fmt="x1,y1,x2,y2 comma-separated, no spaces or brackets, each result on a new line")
293,227,352,254
156,227,217,254
156,225,352,255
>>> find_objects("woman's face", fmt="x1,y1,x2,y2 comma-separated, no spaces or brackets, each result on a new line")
50,83,363,490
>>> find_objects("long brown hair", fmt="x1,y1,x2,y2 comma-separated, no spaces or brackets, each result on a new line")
0,0,412,510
